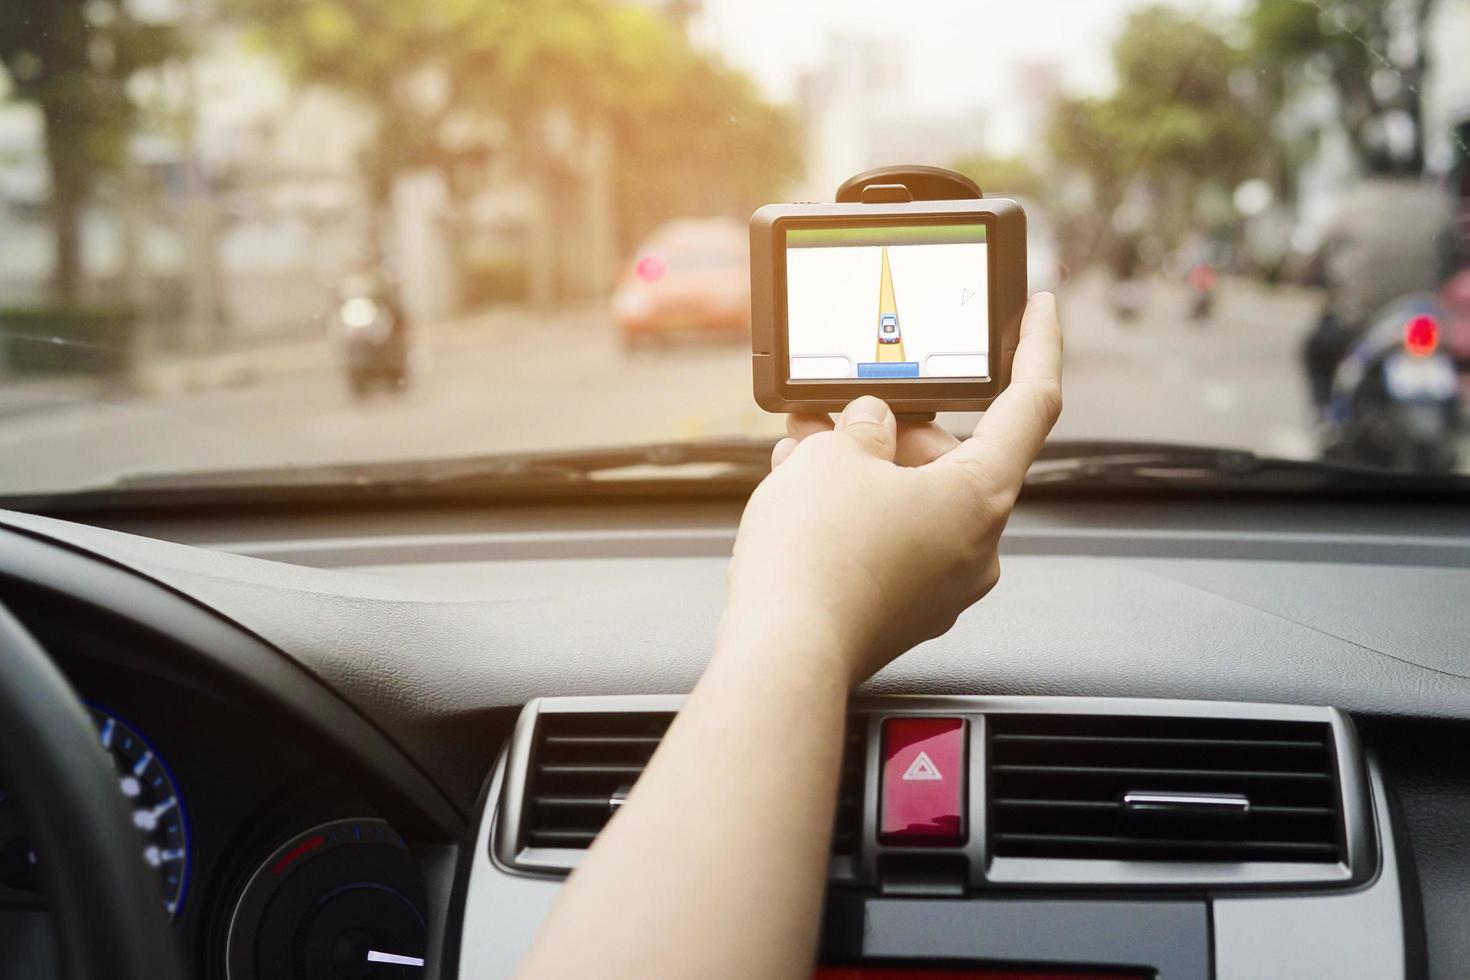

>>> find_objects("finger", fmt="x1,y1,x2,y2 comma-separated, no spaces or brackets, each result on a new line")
833,396,898,461
786,413,835,441
943,292,1063,493
895,419,961,467
771,437,798,469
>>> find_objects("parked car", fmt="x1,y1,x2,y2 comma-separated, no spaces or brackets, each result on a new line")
612,218,750,349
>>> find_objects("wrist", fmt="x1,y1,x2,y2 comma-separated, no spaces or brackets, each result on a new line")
713,598,867,690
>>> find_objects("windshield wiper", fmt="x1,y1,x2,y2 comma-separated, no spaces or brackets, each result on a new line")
1027,440,1470,494
0,439,780,516
7,437,1468,517
103,438,778,492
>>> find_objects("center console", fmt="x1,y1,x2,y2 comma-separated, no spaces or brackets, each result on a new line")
446,696,1415,979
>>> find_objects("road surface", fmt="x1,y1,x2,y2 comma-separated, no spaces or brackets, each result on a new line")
0,275,1323,494
876,247,906,363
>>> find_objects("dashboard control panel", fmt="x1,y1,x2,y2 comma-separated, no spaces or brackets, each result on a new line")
454,694,1409,980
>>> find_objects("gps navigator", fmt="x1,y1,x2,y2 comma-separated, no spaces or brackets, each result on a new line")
750,198,1026,416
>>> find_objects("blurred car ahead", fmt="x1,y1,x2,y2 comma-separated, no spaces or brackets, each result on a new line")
612,218,750,349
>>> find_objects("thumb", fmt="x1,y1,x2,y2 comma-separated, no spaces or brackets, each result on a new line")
834,396,898,461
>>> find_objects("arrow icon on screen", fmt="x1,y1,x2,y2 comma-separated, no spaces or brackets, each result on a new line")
960,288,975,305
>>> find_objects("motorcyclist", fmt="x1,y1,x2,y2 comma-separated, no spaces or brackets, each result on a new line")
1182,234,1219,321
1108,232,1144,322
336,258,411,394
340,265,409,345
1301,144,1458,413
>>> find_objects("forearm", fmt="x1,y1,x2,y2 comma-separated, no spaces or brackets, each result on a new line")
514,610,851,980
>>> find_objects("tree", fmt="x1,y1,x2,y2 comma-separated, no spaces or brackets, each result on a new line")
449,0,794,293
1249,0,1435,173
610,52,799,253
948,154,1043,200
1108,8,1264,186
0,1,178,304
234,0,798,302
1047,6,1269,253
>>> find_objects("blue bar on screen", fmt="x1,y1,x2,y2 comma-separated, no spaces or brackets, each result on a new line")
857,362,921,378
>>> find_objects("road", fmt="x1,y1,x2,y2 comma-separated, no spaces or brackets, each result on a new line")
0,276,1323,494
1043,275,1318,458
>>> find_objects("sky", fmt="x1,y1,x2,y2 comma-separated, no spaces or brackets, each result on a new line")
696,0,1248,151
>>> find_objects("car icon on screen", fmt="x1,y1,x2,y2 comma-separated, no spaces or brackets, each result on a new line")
879,313,900,343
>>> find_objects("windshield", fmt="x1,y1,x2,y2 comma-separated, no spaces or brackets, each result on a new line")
3,0,1468,495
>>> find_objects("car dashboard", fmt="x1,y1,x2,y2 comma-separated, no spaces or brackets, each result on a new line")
1,493,1468,979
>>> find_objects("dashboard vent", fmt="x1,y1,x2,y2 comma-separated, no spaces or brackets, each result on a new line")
832,721,865,858
523,712,671,849
988,714,1344,863
522,712,866,855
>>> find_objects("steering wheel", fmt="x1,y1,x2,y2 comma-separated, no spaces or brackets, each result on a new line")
0,602,183,980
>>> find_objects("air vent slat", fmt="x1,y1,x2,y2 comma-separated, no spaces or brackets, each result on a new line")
994,798,1338,819
544,735,663,747
830,722,865,859
992,734,1325,751
521,712,865,858
995,798,1117,811
528,829,600,845
533,795,617,808
1253,805,1338,817
988,714,1345,864
993,832,1340,858
992,764,1331,781
536,763,646,776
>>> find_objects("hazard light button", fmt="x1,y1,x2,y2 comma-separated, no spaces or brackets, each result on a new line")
880,717,966,843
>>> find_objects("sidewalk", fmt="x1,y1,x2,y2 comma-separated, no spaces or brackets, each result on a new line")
0,303,610,413
134,303,609,398
0,375,111,421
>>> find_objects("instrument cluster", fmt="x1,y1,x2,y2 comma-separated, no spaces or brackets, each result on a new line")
0,650,429,980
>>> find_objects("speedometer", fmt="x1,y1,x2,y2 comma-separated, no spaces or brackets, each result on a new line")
0,705,192,917
88,705,192,916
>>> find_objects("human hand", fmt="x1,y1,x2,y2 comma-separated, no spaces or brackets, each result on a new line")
724,293,1063,686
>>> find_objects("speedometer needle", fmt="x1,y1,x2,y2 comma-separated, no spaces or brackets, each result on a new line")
366,950,425,968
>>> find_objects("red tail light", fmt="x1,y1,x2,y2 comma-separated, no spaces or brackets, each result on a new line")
635,255,666,283
1404,314,1439,357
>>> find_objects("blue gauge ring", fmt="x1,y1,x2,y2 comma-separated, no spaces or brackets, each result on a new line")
86,704,192,918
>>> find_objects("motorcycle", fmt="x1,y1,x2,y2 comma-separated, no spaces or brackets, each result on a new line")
1107,233,1144,324
1186,262,1217,322
1432,266,1470,419
1320,292,1461,472
333,274,409,399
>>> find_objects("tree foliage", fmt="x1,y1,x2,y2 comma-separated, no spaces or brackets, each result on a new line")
234,0,798,260
610,52,798,250
1048,6,1269,247
0,0,180,302
1247,0,1435,172
949,154,1042,199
